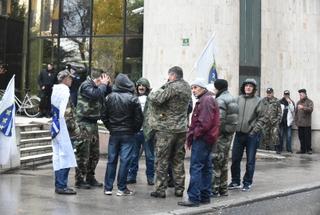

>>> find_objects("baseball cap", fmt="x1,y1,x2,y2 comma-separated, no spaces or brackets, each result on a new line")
57,69,75,82
266,88,273,93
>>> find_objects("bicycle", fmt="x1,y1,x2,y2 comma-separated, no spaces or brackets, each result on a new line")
0,89,40,118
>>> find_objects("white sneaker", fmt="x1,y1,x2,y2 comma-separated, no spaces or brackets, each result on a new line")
116,188,134,196
104,190,112,195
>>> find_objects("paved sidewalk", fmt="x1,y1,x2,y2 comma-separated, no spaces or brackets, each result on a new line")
0,151,320,215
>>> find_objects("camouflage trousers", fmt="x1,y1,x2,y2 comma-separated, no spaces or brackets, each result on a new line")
154,131,186,193
75,122,100,182
212,133,234,194
260,125,279,150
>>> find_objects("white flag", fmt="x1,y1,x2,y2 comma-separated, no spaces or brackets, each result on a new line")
193,33,218,83
0,75,18,165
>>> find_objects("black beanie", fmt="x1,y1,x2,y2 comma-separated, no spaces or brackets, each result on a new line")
214,79,228,91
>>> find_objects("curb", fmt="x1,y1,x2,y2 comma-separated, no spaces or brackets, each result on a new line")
158,183,320,215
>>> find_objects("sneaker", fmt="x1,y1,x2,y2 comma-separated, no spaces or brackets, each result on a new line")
104,190,112,195
116,188,134,196
178,200,199,207
227,182,241,190
242,184,251,192
307,150,313,155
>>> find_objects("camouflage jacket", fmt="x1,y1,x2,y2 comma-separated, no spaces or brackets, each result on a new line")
147,79,191,133
65,97,82,139
76,76,110,122
261,96,282,126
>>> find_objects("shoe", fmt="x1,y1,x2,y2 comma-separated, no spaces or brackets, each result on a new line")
55,188,77,195
242,184,251,192
296,151,306,154
227,182,241,190
174,190,183,197
127,179,137,184
200,199,211,204
219,191,229,197
116,188,134,196
178,200,199,207
276,151,281,154
210,191,219,198
307,151,313,155
75,180,91,189
86,178,103,187
150,191,166,198
104,190,112,195
147,178,154,186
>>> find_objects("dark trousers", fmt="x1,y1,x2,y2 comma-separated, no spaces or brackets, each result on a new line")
55,168,70,189
231,132,260,186
39,89,52,115
298,127,312,153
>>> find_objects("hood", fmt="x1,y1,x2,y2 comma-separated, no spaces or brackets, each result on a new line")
240,78,257,95
136,78,150,89
113,73,135,93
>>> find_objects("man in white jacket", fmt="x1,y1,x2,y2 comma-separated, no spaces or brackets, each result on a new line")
278,90,295,153
51,70,77,195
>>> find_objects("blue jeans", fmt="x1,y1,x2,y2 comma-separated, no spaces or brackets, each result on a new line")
127,131,155,181
279,125,292,152
104,134,135,191
231,132,260,186
55,168,70,189
187,138,213,204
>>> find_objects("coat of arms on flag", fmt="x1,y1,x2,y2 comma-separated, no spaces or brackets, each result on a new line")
0,104,14,136
51,105,60,139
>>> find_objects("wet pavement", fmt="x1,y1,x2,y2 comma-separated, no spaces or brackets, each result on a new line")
1,153,320,215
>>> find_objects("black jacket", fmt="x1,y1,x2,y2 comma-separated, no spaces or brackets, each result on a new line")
38,69,57,90
102,73,143,135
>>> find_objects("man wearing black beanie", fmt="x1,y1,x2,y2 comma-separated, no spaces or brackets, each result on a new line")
212,79,239,197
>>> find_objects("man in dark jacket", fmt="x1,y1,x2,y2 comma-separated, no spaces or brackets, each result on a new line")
178,78,220,207
212,79,239,197
295,89,313,154
38,63,57,117
102,73,143,196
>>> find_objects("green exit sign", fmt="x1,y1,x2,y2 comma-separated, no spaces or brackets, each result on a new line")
182,38,189,46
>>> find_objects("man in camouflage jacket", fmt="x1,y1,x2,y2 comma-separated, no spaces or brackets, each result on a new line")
75,69,111,189
148,66,191,198
260,88,282,151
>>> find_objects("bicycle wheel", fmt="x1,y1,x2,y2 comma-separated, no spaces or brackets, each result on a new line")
24,96,40,117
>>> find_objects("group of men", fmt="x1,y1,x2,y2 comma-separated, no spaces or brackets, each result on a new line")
258,87,313,155
50,64,314,208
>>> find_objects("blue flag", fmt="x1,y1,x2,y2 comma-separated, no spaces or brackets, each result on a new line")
0,104,14,136
51,105,60,139
208,64,218,83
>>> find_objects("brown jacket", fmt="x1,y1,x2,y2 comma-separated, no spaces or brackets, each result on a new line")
295,97,313,127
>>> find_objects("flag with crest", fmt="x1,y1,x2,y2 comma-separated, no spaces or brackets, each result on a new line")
0,75,18,165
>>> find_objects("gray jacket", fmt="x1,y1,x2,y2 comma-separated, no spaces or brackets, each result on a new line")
236,94,264,134
216,90,239,134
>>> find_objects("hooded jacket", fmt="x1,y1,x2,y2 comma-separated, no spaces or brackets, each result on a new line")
236,79,265,134
102,73,143,135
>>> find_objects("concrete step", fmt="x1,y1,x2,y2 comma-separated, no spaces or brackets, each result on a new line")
18,123,50,131
20,145,52,157
20,153,53,169
20,137,52,148
20,130,51,139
